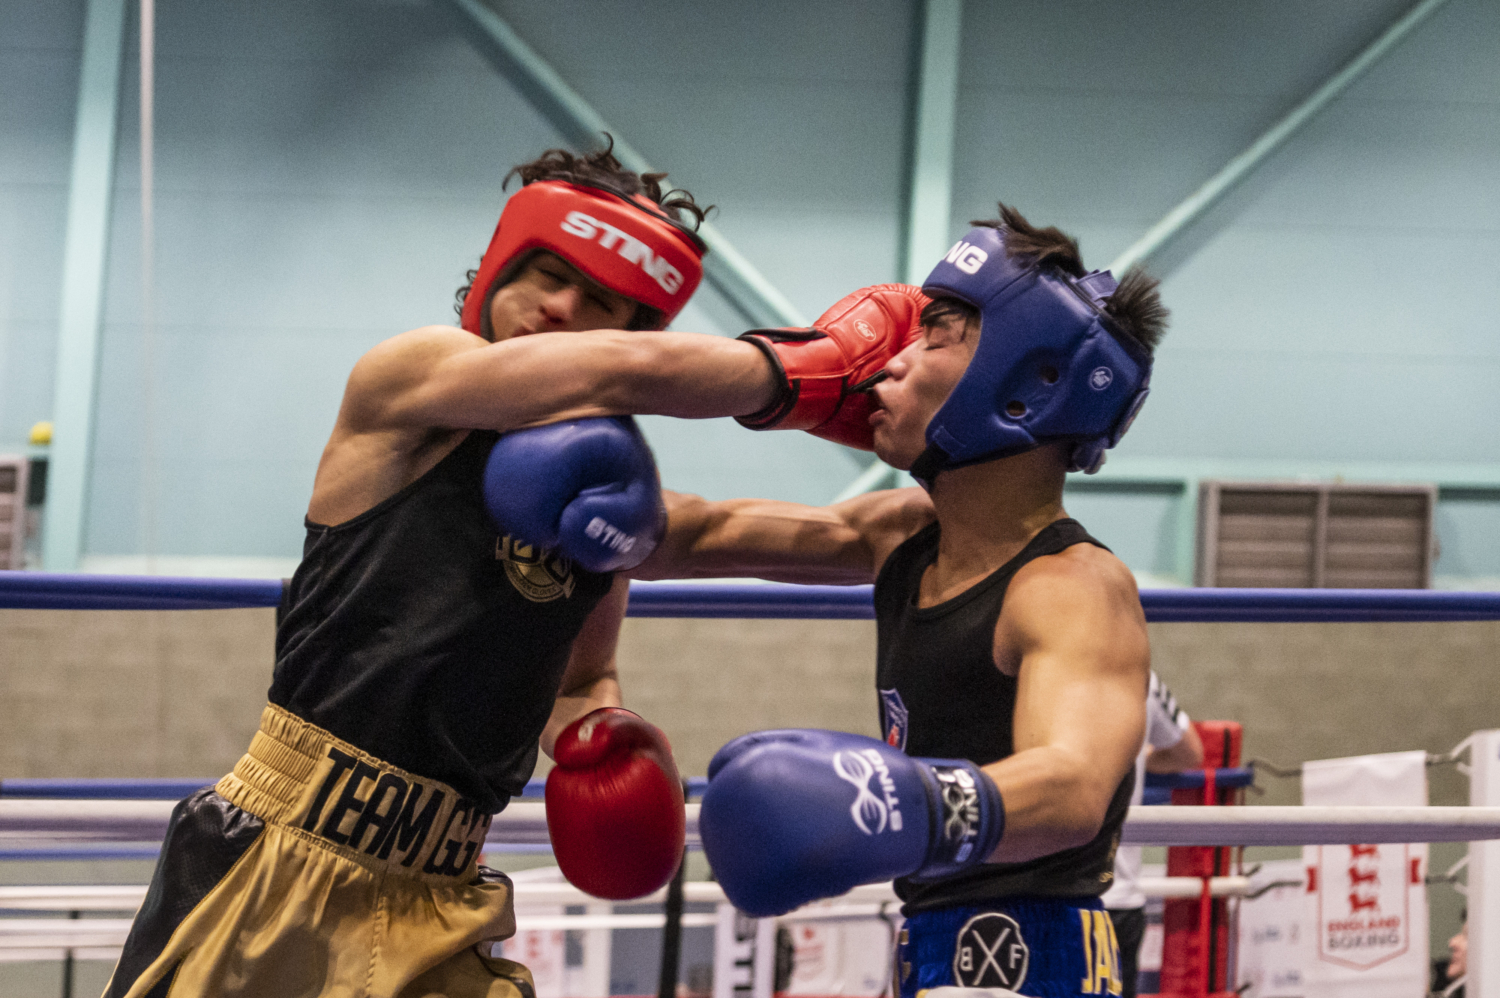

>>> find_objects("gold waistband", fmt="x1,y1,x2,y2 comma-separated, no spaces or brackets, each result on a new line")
216,704,492,882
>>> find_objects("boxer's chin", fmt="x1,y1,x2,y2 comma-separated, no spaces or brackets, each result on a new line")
871,426,920,473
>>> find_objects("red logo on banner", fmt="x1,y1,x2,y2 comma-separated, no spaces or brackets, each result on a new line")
1313,844,1412,970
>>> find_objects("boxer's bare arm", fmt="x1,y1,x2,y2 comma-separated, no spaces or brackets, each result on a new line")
1146,724,1204,773
980,546,1149,863
633,487,935,585
355,326,775,432
541,575,629,759
310,325,775,524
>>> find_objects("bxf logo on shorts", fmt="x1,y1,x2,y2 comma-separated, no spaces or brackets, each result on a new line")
953,912,1028,990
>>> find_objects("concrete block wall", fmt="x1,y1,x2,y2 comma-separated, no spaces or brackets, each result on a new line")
2,609,1493,791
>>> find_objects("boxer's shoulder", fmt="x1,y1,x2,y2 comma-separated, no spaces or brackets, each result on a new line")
347,325,484,401
1002,538,1144,640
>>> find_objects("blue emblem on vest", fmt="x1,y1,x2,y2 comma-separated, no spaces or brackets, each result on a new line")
879,688,909,751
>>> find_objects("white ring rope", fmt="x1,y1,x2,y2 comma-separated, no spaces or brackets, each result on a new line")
0,876,1251,918
5,800,1500,848
1118,804,1500,845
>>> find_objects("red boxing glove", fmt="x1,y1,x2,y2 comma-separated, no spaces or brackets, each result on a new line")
546,707,686,900
735,284,930,450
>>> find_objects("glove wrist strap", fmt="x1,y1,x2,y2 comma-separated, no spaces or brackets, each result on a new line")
912,759,1005,881
733,334,798,430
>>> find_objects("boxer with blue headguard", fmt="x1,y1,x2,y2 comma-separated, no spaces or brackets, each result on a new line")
641,203,1169,997
912,220,1153,481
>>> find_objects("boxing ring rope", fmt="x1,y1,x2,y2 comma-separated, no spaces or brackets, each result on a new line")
6,800,1500,856
0,877,1275,955
6,573,1500,621
0,776,721,800
0,768,1254,802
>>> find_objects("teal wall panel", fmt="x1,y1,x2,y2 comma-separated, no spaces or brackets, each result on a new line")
2,0,1497,579
0,0,84,445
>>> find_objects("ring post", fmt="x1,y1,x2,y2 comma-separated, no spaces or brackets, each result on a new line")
1470,730,1500,998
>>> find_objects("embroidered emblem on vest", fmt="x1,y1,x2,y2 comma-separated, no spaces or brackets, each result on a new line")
879,687,909,751
496,535,576,602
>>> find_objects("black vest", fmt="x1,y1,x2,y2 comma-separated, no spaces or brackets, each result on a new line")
874,518,1134,911
271,430,615,815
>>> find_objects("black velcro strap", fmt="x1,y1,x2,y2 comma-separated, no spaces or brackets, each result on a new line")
740,326,823,343
734,333,800,430
847,370,888,395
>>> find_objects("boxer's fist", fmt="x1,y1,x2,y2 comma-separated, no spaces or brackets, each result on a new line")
483,416,665,573
736,284,929,450
700,729,1004,917
547,708,686,900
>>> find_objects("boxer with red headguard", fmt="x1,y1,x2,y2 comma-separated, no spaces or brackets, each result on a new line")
102,142,806,998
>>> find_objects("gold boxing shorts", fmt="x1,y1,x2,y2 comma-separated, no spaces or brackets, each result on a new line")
104,703,533,998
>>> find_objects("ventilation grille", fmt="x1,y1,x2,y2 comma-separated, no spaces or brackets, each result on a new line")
1196,481,1435,589
0,456,27,571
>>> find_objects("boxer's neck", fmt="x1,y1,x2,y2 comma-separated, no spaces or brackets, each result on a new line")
920,447,1068,603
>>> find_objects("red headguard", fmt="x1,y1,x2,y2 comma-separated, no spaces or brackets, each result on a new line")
460,180,707,336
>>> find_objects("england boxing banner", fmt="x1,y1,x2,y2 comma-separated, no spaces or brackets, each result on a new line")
1302,750,1429,998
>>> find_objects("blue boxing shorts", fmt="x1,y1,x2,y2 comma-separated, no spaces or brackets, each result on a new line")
897,897,1123,998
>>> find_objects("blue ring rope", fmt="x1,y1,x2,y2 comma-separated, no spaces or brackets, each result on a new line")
3,774,1246,799
1143,767,1254,790
2,574,1498,622
0,776,712,800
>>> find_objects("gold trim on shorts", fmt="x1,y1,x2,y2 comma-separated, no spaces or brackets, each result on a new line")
216,703,493,885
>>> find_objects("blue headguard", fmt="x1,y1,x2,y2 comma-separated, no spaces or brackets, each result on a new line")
910,225,1152,487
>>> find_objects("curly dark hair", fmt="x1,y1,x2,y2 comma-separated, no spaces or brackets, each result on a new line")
455,136,712,332
921,203,1168,355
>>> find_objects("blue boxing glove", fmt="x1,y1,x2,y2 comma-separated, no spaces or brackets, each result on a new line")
483,416,665,573
700,729,1005,917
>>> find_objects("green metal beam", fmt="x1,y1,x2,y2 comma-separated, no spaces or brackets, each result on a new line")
43,0,128,571
1109,0,1454,276
439,0,807,328
834,0,964,502
899,0,962,285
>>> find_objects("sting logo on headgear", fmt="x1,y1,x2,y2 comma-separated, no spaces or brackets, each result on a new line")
460,181,707,336
943,239,990,275
953,912,1030,991
914,225,1152,486
832,749,903,835
559,210,685,295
